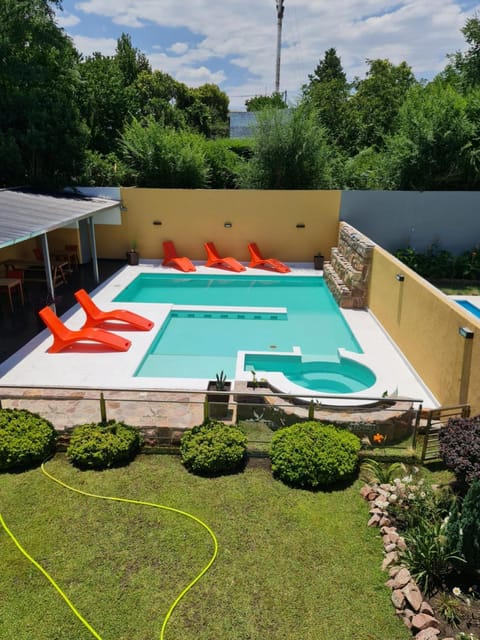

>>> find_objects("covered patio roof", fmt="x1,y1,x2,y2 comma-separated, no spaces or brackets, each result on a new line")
0,189,120,249
0,188,121,303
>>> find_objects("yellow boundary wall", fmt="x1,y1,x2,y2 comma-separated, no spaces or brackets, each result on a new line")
93,188,341,262
369,246,480,413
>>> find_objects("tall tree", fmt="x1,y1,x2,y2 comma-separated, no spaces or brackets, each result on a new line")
302,48,350,150
115,32,151,86
0,0,87,186
445,16,480,90
348,59,417,152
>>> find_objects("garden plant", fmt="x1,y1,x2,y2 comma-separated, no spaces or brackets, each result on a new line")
0,408,56,471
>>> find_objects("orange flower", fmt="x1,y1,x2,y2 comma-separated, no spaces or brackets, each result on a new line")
373,433,385,444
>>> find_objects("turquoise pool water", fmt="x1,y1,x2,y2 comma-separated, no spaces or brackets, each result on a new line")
456,299,480,319
115,274,371,392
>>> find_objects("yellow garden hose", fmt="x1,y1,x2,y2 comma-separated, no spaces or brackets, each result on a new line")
0,461,218,640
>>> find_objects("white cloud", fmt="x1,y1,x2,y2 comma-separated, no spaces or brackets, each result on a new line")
169,42,189,55
70,35,118,58
67,1,480,110
56,13,81,28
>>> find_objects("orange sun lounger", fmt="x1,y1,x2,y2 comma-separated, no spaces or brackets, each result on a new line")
38,306,131,353
204,242,246,272
74,289,154,331
247,243,291,273
162,241,196,272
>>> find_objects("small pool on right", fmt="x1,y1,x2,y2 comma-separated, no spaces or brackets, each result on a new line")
455,299,480,319
243,352,377,395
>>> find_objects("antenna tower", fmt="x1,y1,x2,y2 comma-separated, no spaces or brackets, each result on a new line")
275,0,285,94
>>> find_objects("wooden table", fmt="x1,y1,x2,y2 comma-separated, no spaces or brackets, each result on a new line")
0,278,24,311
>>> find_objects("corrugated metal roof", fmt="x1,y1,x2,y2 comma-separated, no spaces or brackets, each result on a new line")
0,189,120,248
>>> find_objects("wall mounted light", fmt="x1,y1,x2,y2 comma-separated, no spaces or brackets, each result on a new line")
395,274,405,282
296,223,306,229
459,327,474,339
224,222,232,228
153,220,162,226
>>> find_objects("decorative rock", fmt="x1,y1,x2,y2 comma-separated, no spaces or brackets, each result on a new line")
367,514,381,527
403,583,424,612
391,589,406,609
411,612,439,631
389,565,402,577
413,627,440,639
420,601,434,616
384,542,398,553
396,536,407,550
379,515,391,527
360,484,372,498
382,551,398,570
391,567,411,589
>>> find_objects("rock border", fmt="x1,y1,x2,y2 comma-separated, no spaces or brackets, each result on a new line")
360,482,454,640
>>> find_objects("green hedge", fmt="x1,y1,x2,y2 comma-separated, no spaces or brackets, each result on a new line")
270,421,361,489
0,409,56,471
180,420,247,476
67,421,142,470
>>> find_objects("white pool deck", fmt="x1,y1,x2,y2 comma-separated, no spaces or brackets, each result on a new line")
0,262,441,408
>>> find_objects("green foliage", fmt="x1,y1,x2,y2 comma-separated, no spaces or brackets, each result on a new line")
76,150,132,187
270,421,360,489
120,117,209,187
435,591,463,626
401,517,463,594
395,243,480,280
67,421,142,470
240,107,334,189
0,0,87,186
383,82,479,190
245,93,287,112
202,138,243,188
360,459,406,485
446,480,480,572
0,408,56,471
214,370,228,391
348,59,417,152
180,420,247,476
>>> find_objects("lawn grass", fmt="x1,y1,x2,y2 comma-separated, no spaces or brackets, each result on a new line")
0,454,410,640
434,279,480,295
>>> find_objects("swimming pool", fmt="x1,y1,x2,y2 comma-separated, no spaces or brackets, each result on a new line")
115,273,377,395
456,299,480,319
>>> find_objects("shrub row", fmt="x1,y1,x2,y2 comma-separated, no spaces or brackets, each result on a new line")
180,419,361,488
0,408,362,488
0,409,142,472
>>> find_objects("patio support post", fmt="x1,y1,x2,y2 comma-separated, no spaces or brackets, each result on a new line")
40,233,55,306
87,216,100,284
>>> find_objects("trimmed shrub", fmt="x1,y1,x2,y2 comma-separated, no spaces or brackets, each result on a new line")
0,408,56,471
270,421,360,489
67,421,142,470
438,415,480,485
180,420,247,476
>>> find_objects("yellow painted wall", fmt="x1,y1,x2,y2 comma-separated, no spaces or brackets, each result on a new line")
95,188,341,262
369,246,480,413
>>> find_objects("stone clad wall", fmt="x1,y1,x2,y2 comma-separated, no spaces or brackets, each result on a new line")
323,222,375,308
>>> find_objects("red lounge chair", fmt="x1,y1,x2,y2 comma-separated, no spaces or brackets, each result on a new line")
74,289,154,331
204,242,246,272
162,241,196,272
248,243,291,273
38,306,131,353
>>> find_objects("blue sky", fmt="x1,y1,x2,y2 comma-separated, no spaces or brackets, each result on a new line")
56,1,480,111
